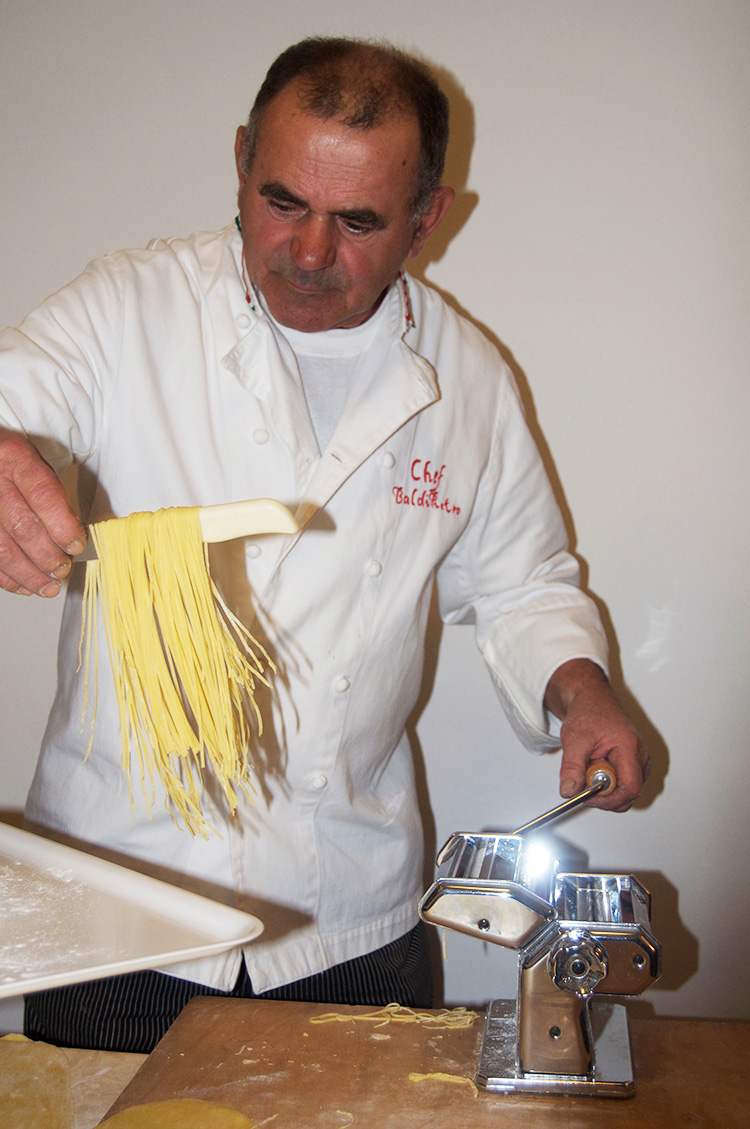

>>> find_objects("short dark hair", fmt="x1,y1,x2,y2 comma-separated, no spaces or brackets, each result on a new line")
239,37,450,220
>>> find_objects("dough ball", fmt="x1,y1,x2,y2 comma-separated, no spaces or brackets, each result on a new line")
99,1097,256,1127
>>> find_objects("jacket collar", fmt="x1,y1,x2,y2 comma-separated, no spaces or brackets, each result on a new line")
222,241,439,533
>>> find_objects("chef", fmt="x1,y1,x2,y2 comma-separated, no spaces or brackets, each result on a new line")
0,36,649,1052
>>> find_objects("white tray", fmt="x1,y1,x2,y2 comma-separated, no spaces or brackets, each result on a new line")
0,824,263,998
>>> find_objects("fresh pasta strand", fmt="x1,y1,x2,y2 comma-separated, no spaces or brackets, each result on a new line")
408,1072,479,1098
309,1003,478,1030
79,506,272,836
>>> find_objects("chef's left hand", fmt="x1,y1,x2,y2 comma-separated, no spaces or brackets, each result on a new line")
543,658,649,812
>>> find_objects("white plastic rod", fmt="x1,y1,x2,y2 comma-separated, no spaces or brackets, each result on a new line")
198,498,298,542
78,498,298,560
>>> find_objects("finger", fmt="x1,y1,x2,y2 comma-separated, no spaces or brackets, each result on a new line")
0,520,70,596
587,743,650,813
559,724,648,810
0,564,34,596
0,435,86,592
10,449,86,556
558,736,592,798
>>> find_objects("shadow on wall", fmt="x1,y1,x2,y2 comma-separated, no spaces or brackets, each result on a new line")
624,869,700,1021
0,810,24,829
402,65,672,1011
410,59,479,273
406,55,670,818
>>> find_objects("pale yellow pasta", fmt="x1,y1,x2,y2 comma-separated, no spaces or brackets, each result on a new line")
408,1072,479,1098
80,507,272,836
309,1002,478,1030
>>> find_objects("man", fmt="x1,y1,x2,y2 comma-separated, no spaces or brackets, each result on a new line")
0,38,648,1052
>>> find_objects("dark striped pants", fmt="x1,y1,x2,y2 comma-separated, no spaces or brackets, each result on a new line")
24,922,432,1054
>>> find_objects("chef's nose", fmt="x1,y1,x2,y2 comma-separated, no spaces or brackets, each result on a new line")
290,216,337,271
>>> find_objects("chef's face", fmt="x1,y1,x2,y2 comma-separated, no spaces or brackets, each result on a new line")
235,81,453,332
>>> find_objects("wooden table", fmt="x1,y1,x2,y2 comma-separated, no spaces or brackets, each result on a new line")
102,997,749,1128
65,1048,147,1128
0,1037,146,1129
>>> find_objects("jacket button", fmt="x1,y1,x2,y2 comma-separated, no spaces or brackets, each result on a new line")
380,451,396,469
253,428,270,444
334,677,350,693
311,774,328,790
364,560,382,577
236,312,251,329
246,543,261,559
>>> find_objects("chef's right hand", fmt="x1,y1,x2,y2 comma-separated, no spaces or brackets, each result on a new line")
0,428,87,596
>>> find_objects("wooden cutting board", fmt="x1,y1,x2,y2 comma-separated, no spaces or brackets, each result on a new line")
102,997,749,1128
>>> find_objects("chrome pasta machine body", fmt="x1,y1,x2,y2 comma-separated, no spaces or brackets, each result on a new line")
419,761,660,1098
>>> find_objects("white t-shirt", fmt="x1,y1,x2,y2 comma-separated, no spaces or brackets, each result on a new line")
262,292,391,452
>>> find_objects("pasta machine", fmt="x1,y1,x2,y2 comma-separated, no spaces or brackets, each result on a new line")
419,761,660,1098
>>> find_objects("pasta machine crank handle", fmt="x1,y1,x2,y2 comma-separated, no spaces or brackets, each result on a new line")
513,760,617,836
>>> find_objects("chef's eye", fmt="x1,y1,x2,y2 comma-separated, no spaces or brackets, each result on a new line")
341,217,376,236
269,199,303,218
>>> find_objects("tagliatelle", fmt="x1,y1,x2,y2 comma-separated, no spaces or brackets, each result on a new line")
309,1002,477,1030
408,1072,479,1098
80,507,272,836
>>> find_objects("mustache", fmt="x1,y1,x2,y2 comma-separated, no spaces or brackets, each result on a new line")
269,255,345,292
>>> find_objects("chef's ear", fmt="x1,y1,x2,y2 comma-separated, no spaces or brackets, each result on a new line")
407,187,455,259
235,126,249,187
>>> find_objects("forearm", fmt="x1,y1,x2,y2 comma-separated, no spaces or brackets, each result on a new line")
544,657,611,720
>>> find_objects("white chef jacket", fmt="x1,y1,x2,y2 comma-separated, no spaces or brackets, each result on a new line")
0,223,608,992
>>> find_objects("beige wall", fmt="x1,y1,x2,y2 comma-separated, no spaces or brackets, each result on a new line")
2,1,748,1029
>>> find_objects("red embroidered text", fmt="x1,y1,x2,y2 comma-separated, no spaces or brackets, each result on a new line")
392,459,461,515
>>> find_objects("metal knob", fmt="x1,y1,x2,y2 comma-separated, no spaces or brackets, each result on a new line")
549,930,609,998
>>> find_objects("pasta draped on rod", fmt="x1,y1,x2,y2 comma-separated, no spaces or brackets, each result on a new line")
79,507,272,836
